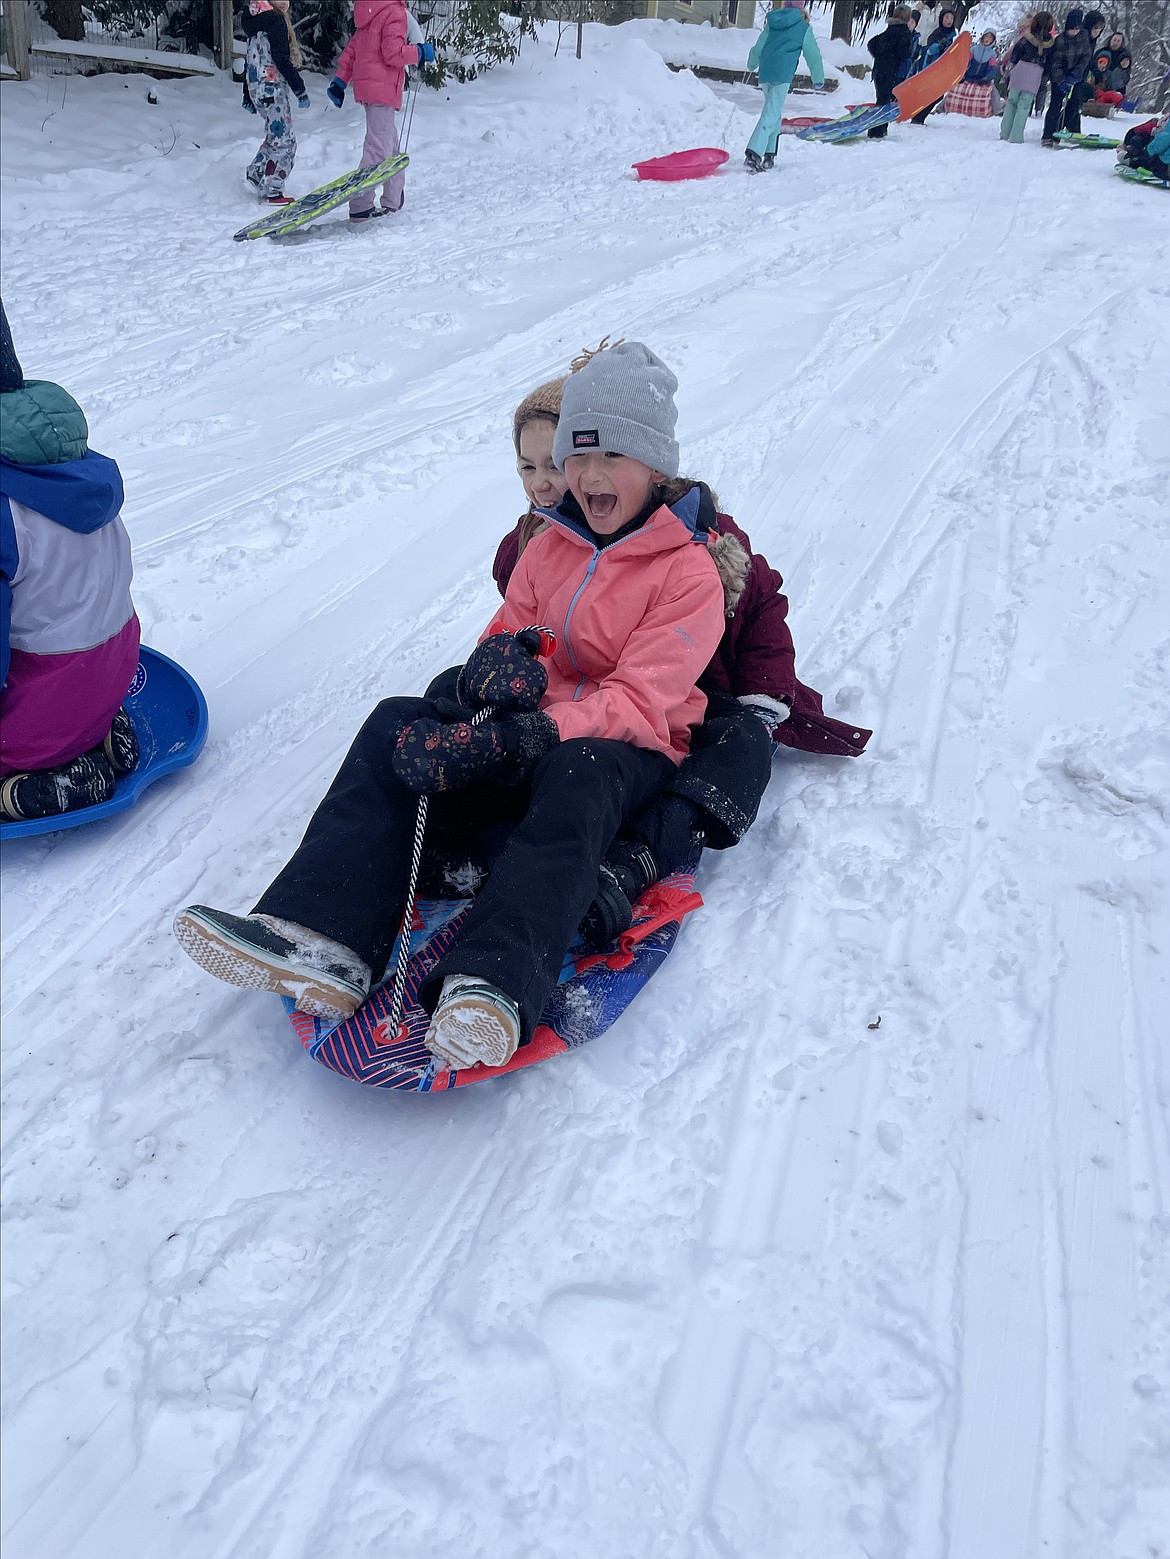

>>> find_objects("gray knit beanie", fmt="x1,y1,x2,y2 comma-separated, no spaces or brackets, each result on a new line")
552,341,680,478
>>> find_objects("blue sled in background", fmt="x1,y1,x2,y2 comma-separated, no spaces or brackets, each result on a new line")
0,646,209,841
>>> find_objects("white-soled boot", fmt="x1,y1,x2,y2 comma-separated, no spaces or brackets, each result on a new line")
425,975,521,1071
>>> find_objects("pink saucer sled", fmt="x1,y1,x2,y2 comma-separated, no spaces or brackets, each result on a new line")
632,148,729,182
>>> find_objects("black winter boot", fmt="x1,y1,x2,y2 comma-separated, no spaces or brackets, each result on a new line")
762,152,776,171
0,750,116,821
578,840,659,952
103,706,141,776
744,149,765,173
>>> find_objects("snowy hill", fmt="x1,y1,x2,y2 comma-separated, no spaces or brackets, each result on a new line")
2,25,1169,1559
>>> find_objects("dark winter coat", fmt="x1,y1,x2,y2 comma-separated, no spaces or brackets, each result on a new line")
493,498,872,759
868,22,916,99
1006,29,1053,94
239,8,306,99
922,21,958,65
1045,27,1091,89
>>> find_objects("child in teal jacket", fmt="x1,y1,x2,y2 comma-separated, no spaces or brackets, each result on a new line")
745,0,825,172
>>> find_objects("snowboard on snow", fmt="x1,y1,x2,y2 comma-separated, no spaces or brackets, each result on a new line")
1056,130,1120,149
283,856,704,1092
233,153,410,241
796,102,899,142
1113,163,1169,188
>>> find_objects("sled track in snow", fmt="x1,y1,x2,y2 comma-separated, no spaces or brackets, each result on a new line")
3,68,1169,1559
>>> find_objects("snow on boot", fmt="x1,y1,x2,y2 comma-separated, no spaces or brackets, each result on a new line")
744,150,765,174
425,975,520,1071
173,906,370,1020
348,207,392,223
0,750,116,821
102,706,140,777
579,840,658,952
762,153,776,171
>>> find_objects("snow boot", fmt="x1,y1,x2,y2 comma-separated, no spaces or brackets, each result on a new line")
349,207,391,223
0,749,116,821
173,906,371,1020
578,839,659,952
1041,137,1058,147
425,975,521,1071
762,152,776,171
744,149,765,174
102,706,140,777
260,193,294,205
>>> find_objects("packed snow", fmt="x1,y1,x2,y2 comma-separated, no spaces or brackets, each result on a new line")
2,21,1169,1559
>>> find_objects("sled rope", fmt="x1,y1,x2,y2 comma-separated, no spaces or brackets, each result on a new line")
383,625,556,1041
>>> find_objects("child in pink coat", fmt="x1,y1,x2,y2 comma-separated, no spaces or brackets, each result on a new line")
327,0,434,221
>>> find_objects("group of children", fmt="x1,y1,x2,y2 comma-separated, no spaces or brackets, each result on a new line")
240,0,433,220
170,341,870,1073
860,4,1147,153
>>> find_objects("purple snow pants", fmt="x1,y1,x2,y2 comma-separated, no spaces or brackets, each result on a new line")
349,104,406,216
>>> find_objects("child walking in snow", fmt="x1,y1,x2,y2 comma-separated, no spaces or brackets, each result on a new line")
867,7,915,140
744,0,825,174
326,0,435,221
176,344,732,1073
0,303,141,822
483,349,871,948
242,0,309,204
1000,12,1054,142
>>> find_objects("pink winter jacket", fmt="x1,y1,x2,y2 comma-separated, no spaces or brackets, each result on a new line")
483,489,726,764
336,0,417,108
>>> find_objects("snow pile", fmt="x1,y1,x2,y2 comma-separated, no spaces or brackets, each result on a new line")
2,24,1170,1559
607,13,875,76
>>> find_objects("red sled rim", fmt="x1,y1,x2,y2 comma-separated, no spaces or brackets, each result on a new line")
632,147,729,182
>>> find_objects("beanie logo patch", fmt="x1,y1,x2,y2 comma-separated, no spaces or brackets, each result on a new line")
572,430,600,449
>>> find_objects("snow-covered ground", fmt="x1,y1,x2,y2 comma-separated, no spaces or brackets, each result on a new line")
3,25,1169,1559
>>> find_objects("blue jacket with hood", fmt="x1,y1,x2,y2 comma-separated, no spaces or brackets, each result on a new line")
748,7,825,87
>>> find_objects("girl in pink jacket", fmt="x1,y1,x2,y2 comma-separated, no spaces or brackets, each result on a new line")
176,344,725,1074
326,0,434,220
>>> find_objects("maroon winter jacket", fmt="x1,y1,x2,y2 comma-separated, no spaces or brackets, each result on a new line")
492,502,871,759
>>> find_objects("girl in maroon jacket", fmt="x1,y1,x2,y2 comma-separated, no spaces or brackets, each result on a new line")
493,355,872,946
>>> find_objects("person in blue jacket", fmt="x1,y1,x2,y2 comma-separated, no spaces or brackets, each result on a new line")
744,0,825,173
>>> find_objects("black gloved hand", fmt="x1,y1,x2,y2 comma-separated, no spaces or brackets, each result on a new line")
456,631,548,714
392,711,559,793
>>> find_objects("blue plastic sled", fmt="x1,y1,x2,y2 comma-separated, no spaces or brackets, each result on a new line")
0,646,208,841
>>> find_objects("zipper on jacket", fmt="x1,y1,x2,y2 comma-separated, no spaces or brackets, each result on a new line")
558,521,667,702
561,550,598,701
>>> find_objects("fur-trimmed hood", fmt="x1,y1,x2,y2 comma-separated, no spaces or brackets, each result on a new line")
708,528,752,617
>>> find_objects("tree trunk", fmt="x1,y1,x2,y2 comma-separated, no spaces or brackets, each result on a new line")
831,0,855,44
43,0,85,41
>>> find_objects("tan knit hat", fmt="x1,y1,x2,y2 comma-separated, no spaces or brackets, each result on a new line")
512,376,566,453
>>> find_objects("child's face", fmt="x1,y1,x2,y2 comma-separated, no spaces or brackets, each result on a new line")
564,451,662,537
517,418,567,511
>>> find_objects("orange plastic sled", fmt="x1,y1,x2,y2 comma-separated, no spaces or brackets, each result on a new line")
894,31,972,120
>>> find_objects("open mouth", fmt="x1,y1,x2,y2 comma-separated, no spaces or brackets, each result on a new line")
584,492,618,522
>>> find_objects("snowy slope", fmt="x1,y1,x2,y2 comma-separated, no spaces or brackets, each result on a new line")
2,29,1169,1559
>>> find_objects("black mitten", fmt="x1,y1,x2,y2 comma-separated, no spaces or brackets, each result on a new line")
456,632,548,713
392,711,559,793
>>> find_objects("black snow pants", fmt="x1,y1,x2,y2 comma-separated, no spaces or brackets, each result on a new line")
253,695,673,1039
1042,85,1077,139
